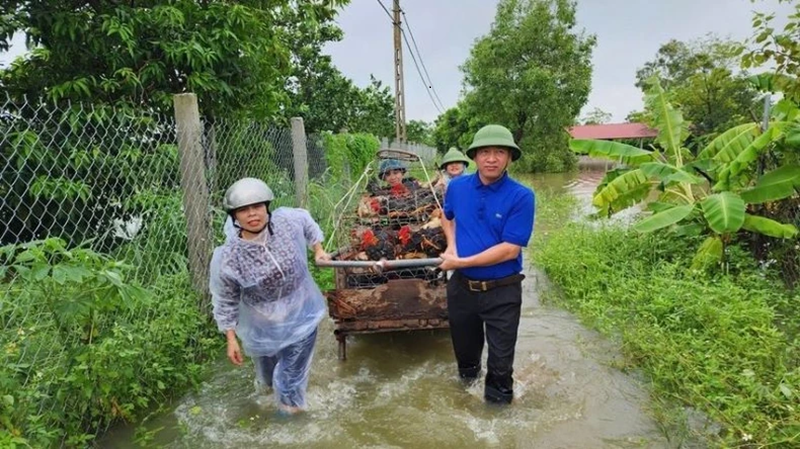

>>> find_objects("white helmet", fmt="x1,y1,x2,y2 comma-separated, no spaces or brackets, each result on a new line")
223,178,275,212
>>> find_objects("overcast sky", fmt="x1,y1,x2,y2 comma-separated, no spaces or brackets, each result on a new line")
324,0,793,123
1,1,792,124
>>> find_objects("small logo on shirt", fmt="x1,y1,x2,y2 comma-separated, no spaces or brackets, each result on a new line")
495,213,503,219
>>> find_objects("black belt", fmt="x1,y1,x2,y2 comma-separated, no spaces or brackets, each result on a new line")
460,273,525,292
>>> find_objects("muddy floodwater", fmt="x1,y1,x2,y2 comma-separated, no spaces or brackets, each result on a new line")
100,170,676,448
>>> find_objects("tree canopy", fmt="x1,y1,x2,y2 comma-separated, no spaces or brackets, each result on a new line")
634,36,759,140
581,107,612,125
458,0,595,172
0,1,352,121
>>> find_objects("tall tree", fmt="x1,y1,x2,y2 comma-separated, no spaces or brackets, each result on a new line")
350,76,395,138
432,105,478,153
460,0,595,172
635,36,759,139
406,119,434,145
581,107,612,125
743,0,800,102
0,0,348,118
282,8,394,136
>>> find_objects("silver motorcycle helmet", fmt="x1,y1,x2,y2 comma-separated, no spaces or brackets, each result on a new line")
223,178,275,235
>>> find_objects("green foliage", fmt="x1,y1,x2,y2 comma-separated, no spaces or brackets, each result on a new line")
459,0,595,172
0,104,180,251
321,132,380,184
208,119,296,207
635,36,759,140
286,63,396,136
432,105,477,153
570,77,799,266
534,224,800,448
0,238,217,447
580,107,612,125
742,0,800,103
1,0,348,119
406,120,435,146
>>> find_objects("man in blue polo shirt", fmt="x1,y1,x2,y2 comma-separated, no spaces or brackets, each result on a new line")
438,124,535,405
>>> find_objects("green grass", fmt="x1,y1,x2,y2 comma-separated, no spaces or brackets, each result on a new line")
533,223,800,447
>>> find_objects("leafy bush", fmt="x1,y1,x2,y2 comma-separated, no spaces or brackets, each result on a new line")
534,224,800,447
0,238,218,447
321,132,380,183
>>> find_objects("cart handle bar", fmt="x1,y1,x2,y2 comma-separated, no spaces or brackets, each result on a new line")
315,257,443,271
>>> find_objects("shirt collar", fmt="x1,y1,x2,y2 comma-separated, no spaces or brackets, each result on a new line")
471,171,509,191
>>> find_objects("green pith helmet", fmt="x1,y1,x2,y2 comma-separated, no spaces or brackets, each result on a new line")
438,147,470,169
466,124,521,161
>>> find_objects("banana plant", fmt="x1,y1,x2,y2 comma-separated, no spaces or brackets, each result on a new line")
569,76,800,269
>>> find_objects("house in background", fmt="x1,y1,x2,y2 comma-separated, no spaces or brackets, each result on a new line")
568,122,658,169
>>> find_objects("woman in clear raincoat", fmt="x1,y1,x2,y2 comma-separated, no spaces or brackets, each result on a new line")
210,177,330,414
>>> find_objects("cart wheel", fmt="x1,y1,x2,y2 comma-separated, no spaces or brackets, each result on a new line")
337,334,347,361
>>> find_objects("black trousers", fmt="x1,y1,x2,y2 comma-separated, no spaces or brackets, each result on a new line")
446,270,523,404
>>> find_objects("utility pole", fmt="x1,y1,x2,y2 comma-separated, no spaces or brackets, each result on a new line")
393,0,407,143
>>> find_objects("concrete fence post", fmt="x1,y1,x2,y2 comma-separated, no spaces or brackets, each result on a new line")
291,117,309,208
173,93,212,304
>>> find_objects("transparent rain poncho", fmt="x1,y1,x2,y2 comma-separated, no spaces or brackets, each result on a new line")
210,207,326,357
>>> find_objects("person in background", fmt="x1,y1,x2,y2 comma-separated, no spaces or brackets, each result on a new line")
209,177,331,415
375,158,421,195
438,125,535,405
437,147,470,186
379,158,409,188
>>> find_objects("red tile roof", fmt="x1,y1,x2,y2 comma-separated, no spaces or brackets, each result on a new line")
569,122,658,140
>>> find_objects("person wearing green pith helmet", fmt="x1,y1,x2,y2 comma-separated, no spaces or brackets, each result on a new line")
438,124,535,405
438,147,470,186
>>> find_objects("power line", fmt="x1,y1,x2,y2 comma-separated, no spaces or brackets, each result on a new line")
375,0,393,22
376,0,444,120
401,10,446,112
401,28,443,115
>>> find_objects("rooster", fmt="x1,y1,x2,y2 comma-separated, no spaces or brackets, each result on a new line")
360,228,396,261
357,195,388,217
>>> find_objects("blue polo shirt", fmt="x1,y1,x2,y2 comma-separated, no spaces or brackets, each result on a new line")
443,172,535,280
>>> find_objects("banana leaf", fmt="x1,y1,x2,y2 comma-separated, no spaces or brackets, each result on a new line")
640,162,704,185
741,214,799,239
740,164,800,204
691,236,723,271
674,222,704,237
696,123,759,161
569,139,655,166
645,77,688,161
713,125,785,190
647,201,677,213
701,192,746,234
592,168,650,209
633,204,694,233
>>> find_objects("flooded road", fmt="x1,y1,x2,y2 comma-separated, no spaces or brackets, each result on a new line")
101,170,672,448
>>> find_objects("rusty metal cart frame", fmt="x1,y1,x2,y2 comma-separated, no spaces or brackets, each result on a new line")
317,258,449,360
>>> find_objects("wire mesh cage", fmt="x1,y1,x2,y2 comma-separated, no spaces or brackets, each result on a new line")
325,148,448,289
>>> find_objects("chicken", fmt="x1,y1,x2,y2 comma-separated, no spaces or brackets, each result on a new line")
361,228,396,261
357,195,388,218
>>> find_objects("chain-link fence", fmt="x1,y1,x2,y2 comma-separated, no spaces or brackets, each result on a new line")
0,93,328,445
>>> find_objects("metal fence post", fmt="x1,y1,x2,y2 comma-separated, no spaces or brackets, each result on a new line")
173,93,212,302
291,117,309,208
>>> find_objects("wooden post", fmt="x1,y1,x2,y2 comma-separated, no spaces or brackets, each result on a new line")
291,117,308,208
173,93,212,303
